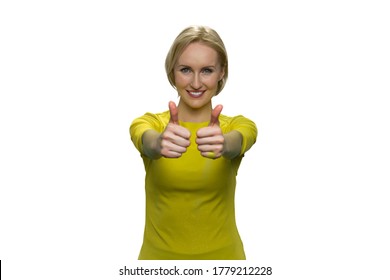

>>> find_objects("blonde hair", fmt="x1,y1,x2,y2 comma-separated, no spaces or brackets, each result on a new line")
165,25,228,95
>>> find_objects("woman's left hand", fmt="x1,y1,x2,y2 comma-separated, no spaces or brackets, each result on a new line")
196,105,224,159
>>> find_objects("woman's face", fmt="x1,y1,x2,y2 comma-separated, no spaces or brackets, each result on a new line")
174,42,224,111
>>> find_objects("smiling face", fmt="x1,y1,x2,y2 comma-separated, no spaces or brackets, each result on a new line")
174,42,225,121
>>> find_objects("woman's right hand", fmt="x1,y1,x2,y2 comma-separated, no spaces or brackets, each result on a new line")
158,101,191,158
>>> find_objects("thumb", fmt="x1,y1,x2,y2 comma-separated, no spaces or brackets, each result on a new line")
209,104,223,126
168,101,179,125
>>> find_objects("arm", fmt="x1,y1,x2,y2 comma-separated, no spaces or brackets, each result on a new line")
222,130,243,159
196,106,257,160
139,102,191,159
141,125,190,159
196,126,243,160
142,129,163,160
196,105,242,160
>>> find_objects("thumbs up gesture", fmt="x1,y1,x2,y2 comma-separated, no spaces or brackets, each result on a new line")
196,105,224,159
159,101,191,158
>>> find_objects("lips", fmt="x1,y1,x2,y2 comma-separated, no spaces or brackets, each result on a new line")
187,90,205,98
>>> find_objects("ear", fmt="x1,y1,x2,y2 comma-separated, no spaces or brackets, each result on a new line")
219,65,225,81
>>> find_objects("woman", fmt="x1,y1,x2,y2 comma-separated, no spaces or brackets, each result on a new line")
130,25,257,260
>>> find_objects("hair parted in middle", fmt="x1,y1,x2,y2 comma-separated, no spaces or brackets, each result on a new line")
165,25,229,96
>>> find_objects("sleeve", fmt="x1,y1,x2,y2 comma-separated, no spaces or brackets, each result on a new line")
129,112,167,154
227,115,258,156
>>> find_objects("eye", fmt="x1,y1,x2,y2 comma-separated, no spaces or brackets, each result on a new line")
202,68,214,74
179,67,191,74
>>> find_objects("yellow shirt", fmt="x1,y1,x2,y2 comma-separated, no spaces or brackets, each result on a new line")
130,111,257,260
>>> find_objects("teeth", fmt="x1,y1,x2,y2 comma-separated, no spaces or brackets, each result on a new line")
190,91,202,96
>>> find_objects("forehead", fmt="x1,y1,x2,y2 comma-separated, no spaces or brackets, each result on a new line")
177,42,219,66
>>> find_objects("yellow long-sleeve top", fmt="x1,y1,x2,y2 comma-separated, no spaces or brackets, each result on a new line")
130,110,257,260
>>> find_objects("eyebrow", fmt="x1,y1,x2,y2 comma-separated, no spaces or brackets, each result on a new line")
177,64,217,69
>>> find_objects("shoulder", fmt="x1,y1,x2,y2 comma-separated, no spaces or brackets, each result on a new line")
134,110,170,123
130,110,170,136
219,113,258,139
219,114,258,155
131,110,170,127
219,114,256,127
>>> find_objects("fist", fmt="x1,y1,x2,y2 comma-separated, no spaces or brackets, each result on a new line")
159,101,191,158
196,105,224,159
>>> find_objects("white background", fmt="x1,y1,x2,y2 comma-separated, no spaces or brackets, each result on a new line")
1,0,389,279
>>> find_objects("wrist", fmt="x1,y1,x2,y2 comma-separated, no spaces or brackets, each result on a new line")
222,131,242,159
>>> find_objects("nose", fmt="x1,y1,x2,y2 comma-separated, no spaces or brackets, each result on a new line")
190,73,202,89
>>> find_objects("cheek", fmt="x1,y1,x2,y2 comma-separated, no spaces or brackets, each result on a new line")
204,76,220,88
174,74,189,87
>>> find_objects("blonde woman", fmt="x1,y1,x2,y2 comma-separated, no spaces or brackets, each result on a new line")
130,25,257,260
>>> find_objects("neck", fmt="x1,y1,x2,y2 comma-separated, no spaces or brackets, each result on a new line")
177,101,212,122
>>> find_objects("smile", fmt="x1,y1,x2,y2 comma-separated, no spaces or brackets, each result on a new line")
187,91,205,98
